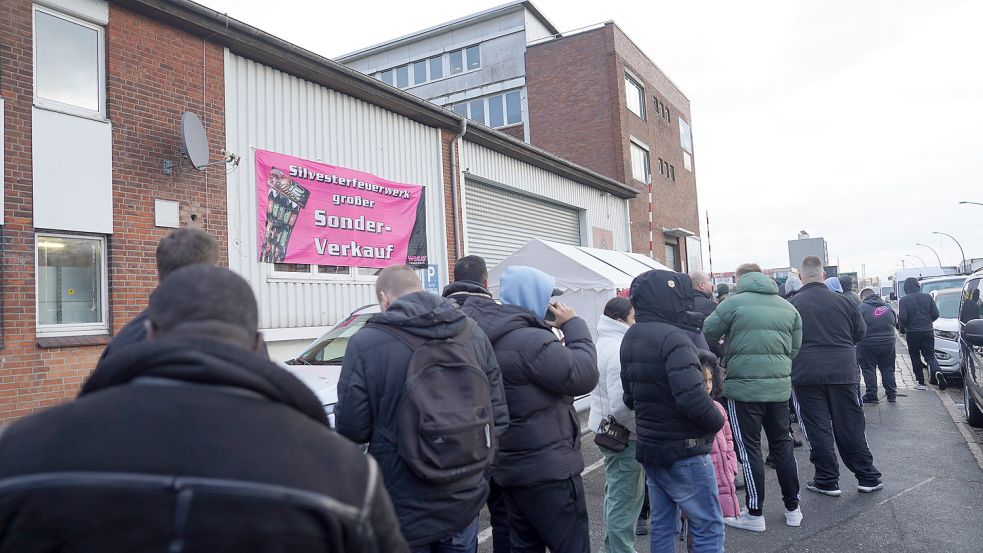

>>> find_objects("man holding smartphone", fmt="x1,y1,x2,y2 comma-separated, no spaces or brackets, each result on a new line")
461,265,599,553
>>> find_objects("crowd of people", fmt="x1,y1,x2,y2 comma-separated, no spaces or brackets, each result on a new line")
0,227,907,552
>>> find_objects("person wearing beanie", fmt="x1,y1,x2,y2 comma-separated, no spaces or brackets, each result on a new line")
716,283,731,302
839,276,862,306
898,277,943,389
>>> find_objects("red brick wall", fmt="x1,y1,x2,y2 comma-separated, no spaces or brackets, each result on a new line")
441,128,461,280
498,124,525,141
0,2,226,425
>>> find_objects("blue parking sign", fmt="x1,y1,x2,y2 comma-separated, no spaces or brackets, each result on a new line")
424,264,440,293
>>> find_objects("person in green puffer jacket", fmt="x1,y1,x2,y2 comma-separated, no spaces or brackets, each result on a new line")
702,263,803,533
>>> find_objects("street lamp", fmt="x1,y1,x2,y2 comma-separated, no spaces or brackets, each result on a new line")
959,201,983,207
906,254,927,267
915,243,942,266
933,231,966,273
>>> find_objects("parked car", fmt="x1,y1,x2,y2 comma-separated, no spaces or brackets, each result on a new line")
931,289,963,381
918,275,967,295
958,272,983,427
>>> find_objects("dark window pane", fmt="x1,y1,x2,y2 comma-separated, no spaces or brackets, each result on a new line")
317,265,349,275
412,60,428,85
429,56,443,80
275,263,310,273
379,69,393,86
450,50,464,74
466,46,480,70
505,91,522,124
469,99,485,124
452,102,468,116
488,94,505,127
394,65,409,88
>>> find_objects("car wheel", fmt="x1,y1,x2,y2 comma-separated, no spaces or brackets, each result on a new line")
964,374,983,428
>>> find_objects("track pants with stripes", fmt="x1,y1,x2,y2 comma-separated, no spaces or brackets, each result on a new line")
727,399,800,515
792,384,882,487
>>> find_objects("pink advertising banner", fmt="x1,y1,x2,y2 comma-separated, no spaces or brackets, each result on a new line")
256,149,428,269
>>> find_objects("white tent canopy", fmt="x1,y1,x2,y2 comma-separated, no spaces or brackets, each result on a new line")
488,239,672,338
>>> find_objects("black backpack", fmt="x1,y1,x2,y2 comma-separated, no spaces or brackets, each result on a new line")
371,320,495,484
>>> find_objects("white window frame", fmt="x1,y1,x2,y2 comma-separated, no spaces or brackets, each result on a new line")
625,72,645,120
35,233,109,337
449,89,523,129
268,263,380,283
33,5,106,121
629,139,651,184
376,45,481,89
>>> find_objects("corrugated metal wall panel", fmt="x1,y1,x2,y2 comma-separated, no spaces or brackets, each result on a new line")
459,141,632,265
224,51,447,330
465,180,581,267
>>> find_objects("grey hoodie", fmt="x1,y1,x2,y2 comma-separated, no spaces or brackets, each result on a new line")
859,295,897,346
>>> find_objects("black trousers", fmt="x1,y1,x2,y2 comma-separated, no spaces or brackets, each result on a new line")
487,478,510,553
501,475,590,553
905,330,940,385
727,399,800,514
793,384,882,486
858,342,898,399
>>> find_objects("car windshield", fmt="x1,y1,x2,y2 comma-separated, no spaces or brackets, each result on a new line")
297,314,373,365
934,293,960,319
920,279,963,295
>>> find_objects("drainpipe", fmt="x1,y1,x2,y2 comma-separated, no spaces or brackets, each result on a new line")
450,118,468,260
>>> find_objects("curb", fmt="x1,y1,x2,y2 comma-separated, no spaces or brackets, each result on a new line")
933,385,983,471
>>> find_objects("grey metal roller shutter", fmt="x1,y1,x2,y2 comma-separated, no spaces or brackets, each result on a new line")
664,241,680,271
464,179,582,267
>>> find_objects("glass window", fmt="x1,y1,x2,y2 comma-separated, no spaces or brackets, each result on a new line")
960,279,982,323
505,91,522,125
34,8,103,115
625,74,644,119
36,235,106,329
488,94,505,128
357,268,382,277
394,65,409,88
466,46,480,70
450,50,464,74
318,265,350,275
379,69,393,86
452,102,468,117
429,55,443,80
275,263,311,273
935,291,961,319
679,118,694,154
298,314,374,364
669,165,676,181
630,142,650,184
412,60,428,85
469,99,485,124
684,152,693,172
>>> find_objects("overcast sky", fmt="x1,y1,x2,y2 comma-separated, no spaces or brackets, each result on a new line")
197,0,983,282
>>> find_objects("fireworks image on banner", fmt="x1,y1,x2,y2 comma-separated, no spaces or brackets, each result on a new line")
260,167,310,263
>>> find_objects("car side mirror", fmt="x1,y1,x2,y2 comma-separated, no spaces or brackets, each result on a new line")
963,319,983,347
889,293,898,301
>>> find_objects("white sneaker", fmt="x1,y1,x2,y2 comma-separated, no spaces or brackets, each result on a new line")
915,384,927,390
785,507,803,527
724,512,766,532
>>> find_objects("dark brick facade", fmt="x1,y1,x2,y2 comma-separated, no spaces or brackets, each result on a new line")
0,1,226,424
527,23,700,268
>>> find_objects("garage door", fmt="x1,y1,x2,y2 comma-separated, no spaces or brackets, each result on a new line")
464,179,582,267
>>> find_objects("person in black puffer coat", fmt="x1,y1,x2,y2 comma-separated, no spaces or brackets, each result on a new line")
898,277,942,388
442,255,495,307
621,270,725,552
0,266,407,553
462,265,598,553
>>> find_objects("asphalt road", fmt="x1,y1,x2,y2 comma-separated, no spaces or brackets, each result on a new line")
477,340,983,552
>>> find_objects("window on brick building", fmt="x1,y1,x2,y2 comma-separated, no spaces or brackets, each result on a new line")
625,74,645,119
669,164,676,181
33,6,105,119
630,140,651,184
36,234,108,336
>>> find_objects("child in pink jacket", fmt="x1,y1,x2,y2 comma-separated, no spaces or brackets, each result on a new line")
701,352,741,519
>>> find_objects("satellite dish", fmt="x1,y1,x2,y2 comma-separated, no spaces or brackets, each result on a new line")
181,112,210,170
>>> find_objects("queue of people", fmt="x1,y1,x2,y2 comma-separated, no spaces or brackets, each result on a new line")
0,228,895,553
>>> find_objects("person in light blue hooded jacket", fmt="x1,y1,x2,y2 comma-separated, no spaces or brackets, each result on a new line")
825,277,844,293
461,265,599,553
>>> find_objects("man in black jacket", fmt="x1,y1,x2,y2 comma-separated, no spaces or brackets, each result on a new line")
336,265,509,553
100,227,219,360
858,288,899,403
789,256,882,496
441,255,509,553
899,277,943,390
461,265,598,553
0,265,407,553
621,270,725,552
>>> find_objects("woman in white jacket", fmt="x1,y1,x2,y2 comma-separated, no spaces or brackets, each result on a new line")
588,297,643,553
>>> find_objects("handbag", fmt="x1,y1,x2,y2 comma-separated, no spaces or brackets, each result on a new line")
593,415,630,452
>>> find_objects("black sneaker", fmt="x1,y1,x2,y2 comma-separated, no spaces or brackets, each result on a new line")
858,480,884,493
887,396,897,403
635,518,649,536
806,480,842,497
936,373,948,390
765,454,776,469
793,438,804,448
863,397,879,405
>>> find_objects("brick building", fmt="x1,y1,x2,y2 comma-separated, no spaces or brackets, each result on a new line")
339,3,703,271
0,0,632,424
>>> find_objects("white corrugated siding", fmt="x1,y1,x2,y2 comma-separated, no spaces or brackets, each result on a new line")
459,141,632,266
224,51,447,330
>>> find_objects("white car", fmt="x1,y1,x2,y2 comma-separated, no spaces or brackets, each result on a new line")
931,289,962,382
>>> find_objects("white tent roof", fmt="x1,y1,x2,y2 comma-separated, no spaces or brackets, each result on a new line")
488,239,672,292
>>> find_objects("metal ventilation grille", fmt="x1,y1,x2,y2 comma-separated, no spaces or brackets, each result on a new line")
464,179,582,267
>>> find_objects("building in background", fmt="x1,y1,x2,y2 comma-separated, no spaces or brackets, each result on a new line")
338,2,702,272
788,230,829,269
